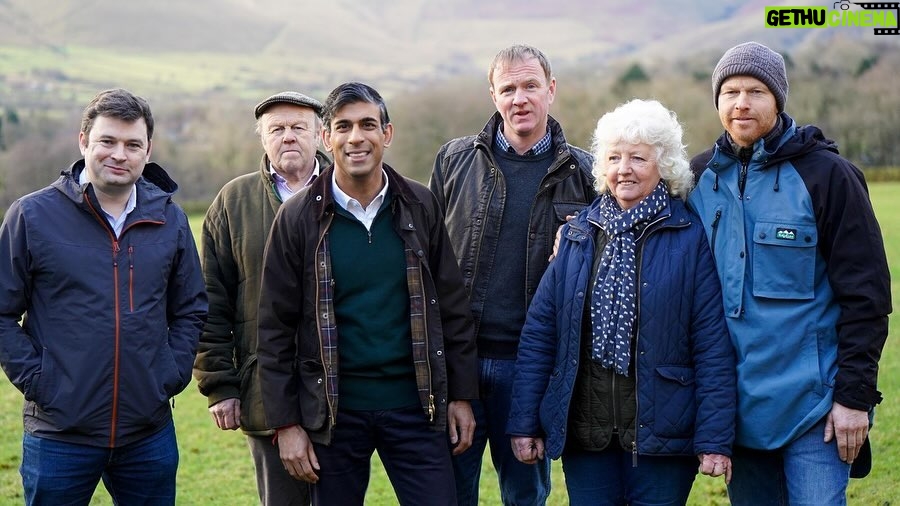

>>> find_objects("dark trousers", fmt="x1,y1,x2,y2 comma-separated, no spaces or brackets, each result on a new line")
311,406,456,506
247,434,311,506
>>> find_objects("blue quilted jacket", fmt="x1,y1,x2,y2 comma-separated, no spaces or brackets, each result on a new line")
507,196,736,459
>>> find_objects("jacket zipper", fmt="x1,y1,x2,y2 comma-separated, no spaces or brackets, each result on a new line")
83,193,122,448
110,239,121,447
128,245,135,312
629,213,682,466
83,192,165,447
710,209,722,258
738,160,749,199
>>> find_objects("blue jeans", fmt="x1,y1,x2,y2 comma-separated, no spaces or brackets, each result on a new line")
311,406,455,506
728,417,851,506
561,447,697,506
452,357,550,506
21,420,178,506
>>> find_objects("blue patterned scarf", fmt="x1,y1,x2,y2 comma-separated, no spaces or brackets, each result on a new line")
590,181,670,376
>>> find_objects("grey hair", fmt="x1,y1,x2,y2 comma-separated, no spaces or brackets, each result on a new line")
590,99,693,200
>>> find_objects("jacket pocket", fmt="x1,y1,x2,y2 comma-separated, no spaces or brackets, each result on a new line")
298,359,328,431
653,365,696,438
238,354,269,431
553,202,588,223
751,221,817,300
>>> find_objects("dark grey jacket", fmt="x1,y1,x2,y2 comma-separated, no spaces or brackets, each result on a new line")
193,151,330,436
429,113,596,344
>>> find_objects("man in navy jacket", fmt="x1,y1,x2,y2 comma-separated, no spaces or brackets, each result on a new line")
0,88,207,505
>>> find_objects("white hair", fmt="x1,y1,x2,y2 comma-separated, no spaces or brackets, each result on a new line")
590,99,693,199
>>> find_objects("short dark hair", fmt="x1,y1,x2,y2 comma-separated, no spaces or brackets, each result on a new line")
322,82,390,132
80,88,154,141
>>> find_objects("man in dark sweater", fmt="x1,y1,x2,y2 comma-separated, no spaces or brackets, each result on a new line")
257,82,478,505
430,45,596,505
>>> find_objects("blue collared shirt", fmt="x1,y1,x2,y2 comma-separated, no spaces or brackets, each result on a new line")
495,127,552,156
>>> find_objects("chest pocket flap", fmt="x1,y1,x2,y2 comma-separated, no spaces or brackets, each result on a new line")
751,221,817,300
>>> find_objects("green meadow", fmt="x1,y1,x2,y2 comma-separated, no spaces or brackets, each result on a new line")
0,182,897,504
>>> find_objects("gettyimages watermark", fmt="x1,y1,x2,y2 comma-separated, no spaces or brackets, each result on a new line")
765,1,899,35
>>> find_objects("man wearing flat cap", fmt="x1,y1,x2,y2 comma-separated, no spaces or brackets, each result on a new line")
688,41,891,504
193,91,330,506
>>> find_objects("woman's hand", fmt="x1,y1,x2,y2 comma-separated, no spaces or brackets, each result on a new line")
698,453,732,484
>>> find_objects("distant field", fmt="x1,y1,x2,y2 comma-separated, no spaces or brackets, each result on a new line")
0,183,897,504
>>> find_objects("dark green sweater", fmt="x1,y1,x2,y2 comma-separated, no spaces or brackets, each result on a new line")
330,199,419,411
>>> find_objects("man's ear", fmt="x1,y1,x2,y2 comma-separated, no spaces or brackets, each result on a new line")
322,128,333,152
382,123,393,148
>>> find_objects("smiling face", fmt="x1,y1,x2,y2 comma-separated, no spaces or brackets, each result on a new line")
260,103,320,177
717,75,779,148
489,56,556,152
78,115,151,197
603,141,662,210
323,100,392,187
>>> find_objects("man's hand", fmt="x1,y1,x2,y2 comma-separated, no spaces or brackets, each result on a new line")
698,453,732,484
548,214,577,262
448,400,475,455
511,436,545,464
208,398,241,430
824,402,869,464
277,425,320,483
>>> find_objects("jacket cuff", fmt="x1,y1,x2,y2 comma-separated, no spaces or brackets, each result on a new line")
833,382,882,412
206,387,241,408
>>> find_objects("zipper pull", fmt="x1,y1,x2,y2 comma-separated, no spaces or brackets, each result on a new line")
632,440,638,468
428,394,435,422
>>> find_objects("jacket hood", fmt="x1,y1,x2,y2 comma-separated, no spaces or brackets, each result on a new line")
58,158,178,194
712,113,837,168
52,159,179,218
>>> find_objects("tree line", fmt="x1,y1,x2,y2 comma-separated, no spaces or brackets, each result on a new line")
2,40,899,214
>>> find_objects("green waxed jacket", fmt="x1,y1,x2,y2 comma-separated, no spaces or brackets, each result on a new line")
193,151,330,435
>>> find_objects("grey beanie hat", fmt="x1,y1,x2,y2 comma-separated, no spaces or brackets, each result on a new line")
712,42,788,112
254,91,324,119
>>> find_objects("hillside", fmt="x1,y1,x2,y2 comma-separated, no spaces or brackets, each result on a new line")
3,0,896,110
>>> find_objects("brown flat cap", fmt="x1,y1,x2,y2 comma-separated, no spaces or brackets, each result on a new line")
254,91,324,119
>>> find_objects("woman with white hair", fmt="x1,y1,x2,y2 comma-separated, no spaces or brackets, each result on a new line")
507,99,737,505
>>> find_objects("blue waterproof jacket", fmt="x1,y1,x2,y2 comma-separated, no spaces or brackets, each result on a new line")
507,196,736,459
688,114,891,449
0,160,207,448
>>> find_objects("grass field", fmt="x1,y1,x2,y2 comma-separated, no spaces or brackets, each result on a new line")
0,182,898,504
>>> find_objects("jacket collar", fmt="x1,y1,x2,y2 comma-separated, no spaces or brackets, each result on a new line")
53,159,178,222
258,150,332,201
306,162,421,222
568,195,689,241
475,112,571,157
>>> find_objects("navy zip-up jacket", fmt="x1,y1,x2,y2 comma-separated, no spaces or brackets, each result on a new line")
508,197,736,459
0,160,207,448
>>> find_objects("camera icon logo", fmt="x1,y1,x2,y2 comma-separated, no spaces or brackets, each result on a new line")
834,0,851,9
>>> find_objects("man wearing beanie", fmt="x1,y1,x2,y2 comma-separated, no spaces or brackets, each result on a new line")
688,41,891,504
193,91,330,506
